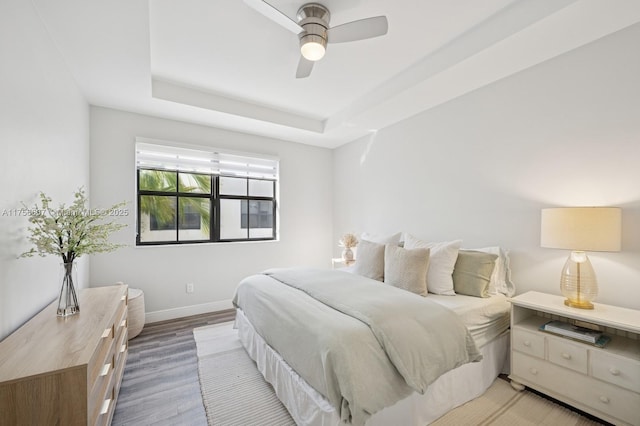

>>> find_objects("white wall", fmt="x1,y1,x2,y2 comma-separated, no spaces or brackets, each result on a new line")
89,107,333,321
0,0,90,340
333,24,640,310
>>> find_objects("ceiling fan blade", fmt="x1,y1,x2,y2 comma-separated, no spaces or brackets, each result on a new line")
296,56,314,79
243,0,303,34
327,16,388,43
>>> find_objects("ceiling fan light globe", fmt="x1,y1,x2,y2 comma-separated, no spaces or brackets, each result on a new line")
301,41,326,61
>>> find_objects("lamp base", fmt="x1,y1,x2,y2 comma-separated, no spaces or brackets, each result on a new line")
560,251,598,310
564,299,594,310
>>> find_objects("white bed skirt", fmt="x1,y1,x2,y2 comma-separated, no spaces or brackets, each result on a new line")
235,309,509,425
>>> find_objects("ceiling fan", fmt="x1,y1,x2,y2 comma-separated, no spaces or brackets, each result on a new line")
243,0,389,78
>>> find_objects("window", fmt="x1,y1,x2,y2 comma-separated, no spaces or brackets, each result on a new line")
136,141,278,245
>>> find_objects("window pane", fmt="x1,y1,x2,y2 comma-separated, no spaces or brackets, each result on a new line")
220,199,248,239
248,200,274,238
178,197,210,241
219,177,247,196
139,196,176,242
139,170,177,192
179,173,211,194
249,179,274,197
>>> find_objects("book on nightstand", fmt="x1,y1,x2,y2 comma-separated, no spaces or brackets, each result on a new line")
540,320,611,347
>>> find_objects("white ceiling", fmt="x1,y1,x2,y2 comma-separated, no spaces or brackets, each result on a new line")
33,0,640,148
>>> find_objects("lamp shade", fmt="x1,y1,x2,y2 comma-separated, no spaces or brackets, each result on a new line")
541,207,621,252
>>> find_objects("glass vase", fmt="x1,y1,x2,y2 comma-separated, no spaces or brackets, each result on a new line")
58,262,80,316
341,247,354,265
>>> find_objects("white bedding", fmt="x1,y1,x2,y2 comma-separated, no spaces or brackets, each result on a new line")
428,293,511,348
233,269,482,425
236,309,510,426
233,270,512,425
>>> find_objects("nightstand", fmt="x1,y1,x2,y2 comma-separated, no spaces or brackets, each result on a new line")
332,258,354,269
509,291,640,426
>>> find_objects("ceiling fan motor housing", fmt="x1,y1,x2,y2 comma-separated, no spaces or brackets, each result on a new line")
297,3,330,55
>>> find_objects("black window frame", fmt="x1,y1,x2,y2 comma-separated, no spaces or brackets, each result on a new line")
136,168,277,246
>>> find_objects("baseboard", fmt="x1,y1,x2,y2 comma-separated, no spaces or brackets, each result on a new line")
145,299,234,324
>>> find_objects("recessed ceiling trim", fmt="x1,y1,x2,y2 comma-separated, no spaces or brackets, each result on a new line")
335,0,640,132
324,0,578,132
30,0,640,149
152,78,325,133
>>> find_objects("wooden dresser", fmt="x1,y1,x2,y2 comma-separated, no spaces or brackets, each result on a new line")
0,285,128,426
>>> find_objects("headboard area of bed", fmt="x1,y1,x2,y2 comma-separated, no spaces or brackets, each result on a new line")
345,231,515,299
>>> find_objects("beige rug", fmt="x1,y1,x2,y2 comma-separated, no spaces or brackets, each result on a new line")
432,376,603,426
194,322,295,426
194,322,603,426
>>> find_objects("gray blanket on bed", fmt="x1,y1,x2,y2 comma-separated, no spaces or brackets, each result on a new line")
233,267,481,425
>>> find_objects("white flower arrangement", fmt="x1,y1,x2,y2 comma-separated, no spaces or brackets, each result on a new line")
21,188,127,263
338,233,359,249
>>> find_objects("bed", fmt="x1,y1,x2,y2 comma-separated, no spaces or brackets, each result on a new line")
232,239,514,425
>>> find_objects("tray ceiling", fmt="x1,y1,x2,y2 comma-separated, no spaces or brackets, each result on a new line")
33,0,640,148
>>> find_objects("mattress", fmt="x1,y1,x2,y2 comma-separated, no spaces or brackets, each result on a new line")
427,293,511,348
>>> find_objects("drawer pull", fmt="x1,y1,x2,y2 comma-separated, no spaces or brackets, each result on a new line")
561,352,572,360
523,341,531,347
529,368,538,375
100,398,112,415
100,362,112,377
101,327,112,339
609,367,620,376
120,344,127,353
120,319,127,328
599,396,610,404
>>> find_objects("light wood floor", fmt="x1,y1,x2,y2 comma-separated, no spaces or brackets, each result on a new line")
112,310,236,426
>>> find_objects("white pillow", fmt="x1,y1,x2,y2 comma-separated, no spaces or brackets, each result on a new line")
384,245,430,296
361,231,402,246
466,246,515,297
403,233,462,296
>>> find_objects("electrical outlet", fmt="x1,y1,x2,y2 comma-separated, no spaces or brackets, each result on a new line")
186,283,194,294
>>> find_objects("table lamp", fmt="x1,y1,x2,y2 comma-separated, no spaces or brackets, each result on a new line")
541,207,621,309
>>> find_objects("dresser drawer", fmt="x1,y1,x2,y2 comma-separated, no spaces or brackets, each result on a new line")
89,351,115,425
89,323,115,387
591,350,640,393
512,328,545,359
547,337,588,374
95,382,116,426
114,299,128,348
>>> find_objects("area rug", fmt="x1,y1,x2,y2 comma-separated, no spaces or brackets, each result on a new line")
193,322,295,426
431,376,603,425
194,322,602,426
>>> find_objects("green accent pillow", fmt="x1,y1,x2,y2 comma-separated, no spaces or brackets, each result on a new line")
453,250,498,297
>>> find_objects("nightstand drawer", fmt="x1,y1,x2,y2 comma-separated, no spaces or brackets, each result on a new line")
591,350,640,393
577,372,640,425
512,328,545,359
513,351,640,425
547,337,588,374
512,351,553,388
